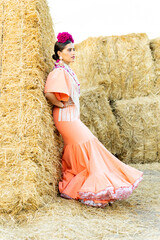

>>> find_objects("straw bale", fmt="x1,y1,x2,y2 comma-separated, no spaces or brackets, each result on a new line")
150,37,160,95
0,0,62,215
80,86,122,154
0,90,62,215
71,33,156,100
112,96,160,163
1,0,55,93
0,3,3,78
71,37,111,92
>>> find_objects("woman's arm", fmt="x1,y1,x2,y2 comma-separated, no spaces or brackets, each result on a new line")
44,92,64,108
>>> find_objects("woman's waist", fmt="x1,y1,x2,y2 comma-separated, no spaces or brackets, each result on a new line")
53,97,77,110
53,104,80,122
53,102,76,110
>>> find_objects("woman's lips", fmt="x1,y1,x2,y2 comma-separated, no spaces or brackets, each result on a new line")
71,56,75,59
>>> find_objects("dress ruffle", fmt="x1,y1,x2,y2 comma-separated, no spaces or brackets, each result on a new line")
59,136,143,207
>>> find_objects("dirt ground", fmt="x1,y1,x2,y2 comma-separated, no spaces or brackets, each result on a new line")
0,163,159,240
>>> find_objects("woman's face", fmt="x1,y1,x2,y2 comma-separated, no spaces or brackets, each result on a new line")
58,42,75,65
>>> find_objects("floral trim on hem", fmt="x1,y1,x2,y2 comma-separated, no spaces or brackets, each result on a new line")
79,199,110,208
78,176,143,201
60,176,143,207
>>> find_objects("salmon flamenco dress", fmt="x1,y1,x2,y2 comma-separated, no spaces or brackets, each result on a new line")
44,62,143,208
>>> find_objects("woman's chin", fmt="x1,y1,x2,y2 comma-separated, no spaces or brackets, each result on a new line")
65,59,75,65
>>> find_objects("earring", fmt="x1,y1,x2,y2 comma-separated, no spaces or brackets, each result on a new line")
59,56,63,66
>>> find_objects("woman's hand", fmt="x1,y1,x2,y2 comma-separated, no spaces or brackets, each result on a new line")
44,92,64,108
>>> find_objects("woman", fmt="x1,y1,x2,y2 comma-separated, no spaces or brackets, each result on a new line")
44,32,143,208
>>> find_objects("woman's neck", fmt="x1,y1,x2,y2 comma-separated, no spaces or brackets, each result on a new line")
63,61,70,66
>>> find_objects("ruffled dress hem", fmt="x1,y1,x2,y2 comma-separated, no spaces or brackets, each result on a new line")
60,175,143,208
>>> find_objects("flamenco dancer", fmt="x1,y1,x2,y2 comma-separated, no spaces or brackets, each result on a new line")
44,32,143,207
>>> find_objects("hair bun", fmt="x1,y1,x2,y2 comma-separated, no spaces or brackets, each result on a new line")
52,53,58,61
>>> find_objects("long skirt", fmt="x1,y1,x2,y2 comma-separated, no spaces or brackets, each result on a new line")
53,105,143,208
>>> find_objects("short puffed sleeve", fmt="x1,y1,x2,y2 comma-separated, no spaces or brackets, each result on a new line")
44,68,70,101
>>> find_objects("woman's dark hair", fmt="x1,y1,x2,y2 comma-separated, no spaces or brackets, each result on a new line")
52,40,72,61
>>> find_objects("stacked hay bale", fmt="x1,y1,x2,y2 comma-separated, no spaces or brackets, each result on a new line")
0,4,3,75
150,38,160,95
72,33,160,163
112,96,160,163
71,37,111,93
0,0,61,215
71,33,156,100
80,86,122,154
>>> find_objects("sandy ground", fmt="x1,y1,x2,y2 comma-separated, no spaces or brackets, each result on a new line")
0,163,159,240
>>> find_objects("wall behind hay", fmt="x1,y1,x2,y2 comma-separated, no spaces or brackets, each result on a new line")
71,33,156,100
0,0,61,215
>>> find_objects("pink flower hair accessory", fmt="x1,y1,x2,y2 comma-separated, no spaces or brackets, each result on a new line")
57,32,74,43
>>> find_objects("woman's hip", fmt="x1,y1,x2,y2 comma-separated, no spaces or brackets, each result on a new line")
52,107,94,144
